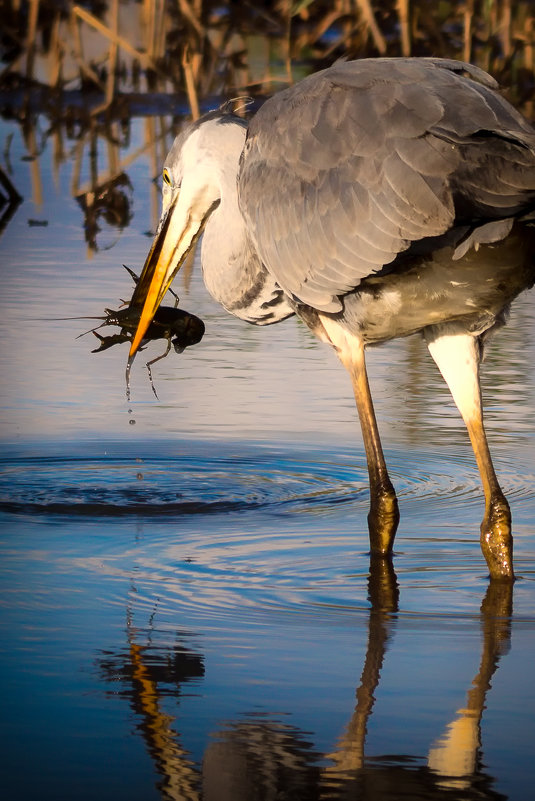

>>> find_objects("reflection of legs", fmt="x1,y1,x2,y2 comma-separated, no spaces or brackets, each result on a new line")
428,581,513,784
324,558,398,779
426,329,513,580
319,316,399,556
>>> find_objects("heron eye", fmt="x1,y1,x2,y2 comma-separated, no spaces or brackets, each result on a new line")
162,169,172,186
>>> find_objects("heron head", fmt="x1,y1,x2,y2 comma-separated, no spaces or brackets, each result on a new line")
128,112,247,357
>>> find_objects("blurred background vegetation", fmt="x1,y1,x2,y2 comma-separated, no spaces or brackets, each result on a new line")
1,0,534,117
0,1,533,251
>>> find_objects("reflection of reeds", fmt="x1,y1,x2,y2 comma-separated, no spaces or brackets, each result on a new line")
0,163,23,238
66,115,176,253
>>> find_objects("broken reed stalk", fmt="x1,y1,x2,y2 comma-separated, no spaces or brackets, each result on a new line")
499,0,512,60
283,0,293,86
397,0,410,57
178,0,205,39
182,45,200,120
355,0,386,55
464,0,474,64
72,4,152,68
47,13,61,86
106,0,119,106
25,0,40,81
0,165,23,202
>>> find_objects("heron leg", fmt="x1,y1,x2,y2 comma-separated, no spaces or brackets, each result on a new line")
318,317,399,555
425,329,513,580
349,344,400,555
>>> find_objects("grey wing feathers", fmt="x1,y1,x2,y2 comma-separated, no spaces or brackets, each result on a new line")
238,58,535,312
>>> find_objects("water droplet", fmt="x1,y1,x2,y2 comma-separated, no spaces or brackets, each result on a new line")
129,419,136,425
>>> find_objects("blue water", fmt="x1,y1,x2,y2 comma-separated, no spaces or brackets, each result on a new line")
1,439,534,799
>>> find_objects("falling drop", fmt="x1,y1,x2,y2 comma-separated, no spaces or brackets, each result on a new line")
125,354,135,402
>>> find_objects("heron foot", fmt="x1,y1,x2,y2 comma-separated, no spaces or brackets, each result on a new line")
368,484,399,556
480,495,514,580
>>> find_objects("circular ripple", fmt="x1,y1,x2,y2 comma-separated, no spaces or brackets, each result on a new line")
0,442,533,519
0,450,367,517
395,449,535,517
2,441,534,622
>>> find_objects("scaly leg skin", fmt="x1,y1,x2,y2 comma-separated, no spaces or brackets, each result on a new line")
318,316,399,556
350,352,399,556
426,329,514,580
466,416,513,580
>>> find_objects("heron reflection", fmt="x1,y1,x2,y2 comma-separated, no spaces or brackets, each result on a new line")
98,568,513,800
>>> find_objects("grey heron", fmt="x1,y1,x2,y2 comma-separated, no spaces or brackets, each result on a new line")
127,58,535,580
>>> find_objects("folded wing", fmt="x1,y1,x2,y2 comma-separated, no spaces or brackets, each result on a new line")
238,58,535,312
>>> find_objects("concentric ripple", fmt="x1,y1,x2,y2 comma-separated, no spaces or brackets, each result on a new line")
2,440,534,622
0,446,365,518
1,440,533,519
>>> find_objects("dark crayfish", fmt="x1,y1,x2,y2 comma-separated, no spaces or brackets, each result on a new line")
78,266,205,398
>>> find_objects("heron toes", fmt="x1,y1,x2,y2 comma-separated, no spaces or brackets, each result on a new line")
480,496,514,580
368,486,400,556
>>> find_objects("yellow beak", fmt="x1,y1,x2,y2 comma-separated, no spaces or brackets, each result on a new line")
128,192,206,357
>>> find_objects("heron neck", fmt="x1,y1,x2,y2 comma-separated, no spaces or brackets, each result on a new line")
201,128,294,325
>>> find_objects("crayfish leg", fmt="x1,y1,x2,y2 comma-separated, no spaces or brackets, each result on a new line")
145,338,172,399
